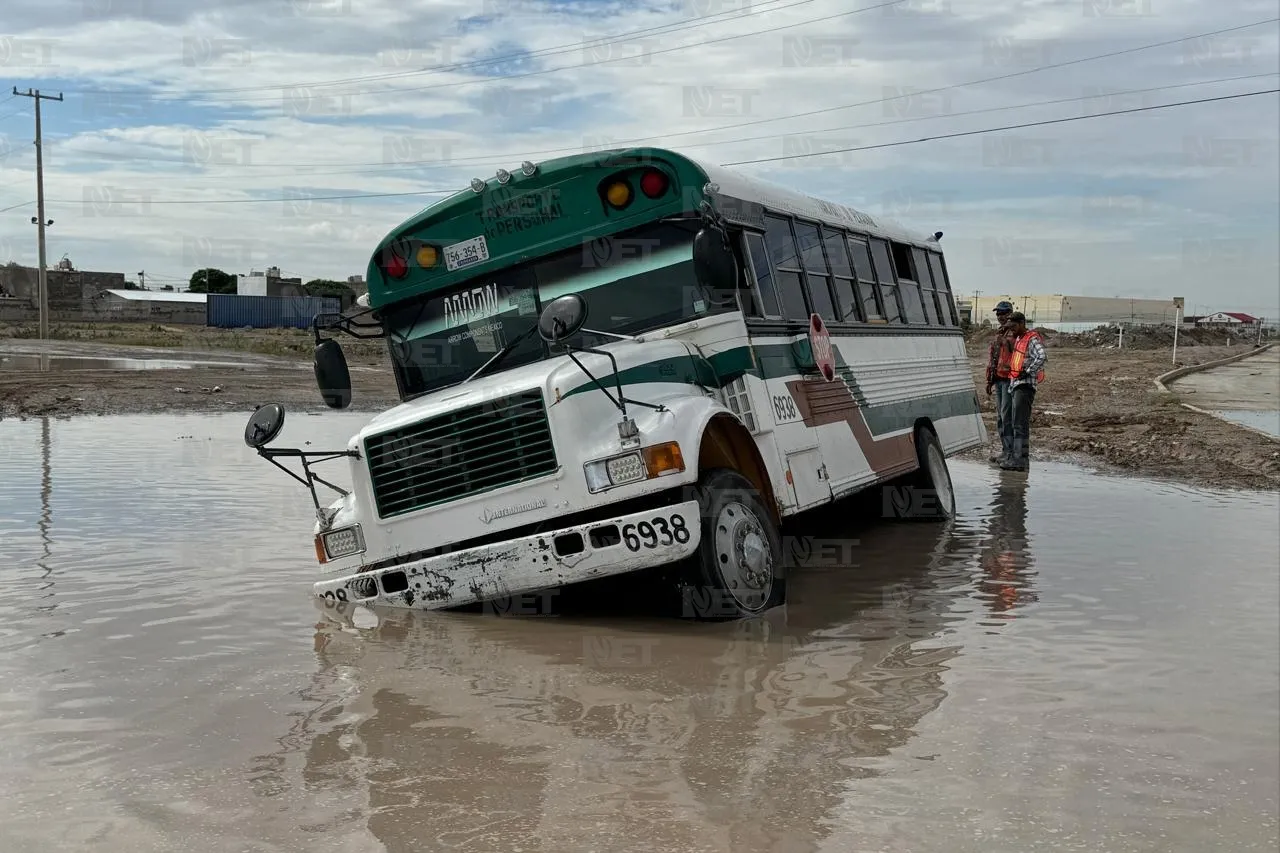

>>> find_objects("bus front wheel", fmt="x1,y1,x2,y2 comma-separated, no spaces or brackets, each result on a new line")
682,468,786,620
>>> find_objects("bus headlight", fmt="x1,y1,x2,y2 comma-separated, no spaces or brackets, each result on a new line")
583,442,685,493
315,524,366,563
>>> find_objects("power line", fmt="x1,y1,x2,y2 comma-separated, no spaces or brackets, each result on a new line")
126,0,913,106
41,16,1278,174
719,88,1280,165
26,87,1274,207
73,0,826,98
32,71,1276,183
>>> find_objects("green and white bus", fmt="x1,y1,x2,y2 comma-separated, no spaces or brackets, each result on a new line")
245,146,986,619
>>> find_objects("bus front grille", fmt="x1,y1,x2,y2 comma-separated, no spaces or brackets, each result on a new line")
364,390,558,519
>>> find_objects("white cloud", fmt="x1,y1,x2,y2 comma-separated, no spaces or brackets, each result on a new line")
0,0,1276,312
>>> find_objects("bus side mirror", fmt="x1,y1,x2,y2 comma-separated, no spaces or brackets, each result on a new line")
692,227,738,290
538,293,589,344
314,338,352,409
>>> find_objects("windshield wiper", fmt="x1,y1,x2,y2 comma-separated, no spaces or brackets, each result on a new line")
463,323,541,384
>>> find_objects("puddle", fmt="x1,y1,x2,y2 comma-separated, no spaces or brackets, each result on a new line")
0,353,265,372
1212,409,1280,438
0,412,1276,852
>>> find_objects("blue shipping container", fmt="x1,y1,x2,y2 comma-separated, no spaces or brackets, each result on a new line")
206,294,341,330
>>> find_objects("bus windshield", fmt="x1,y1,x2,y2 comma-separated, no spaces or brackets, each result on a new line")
381,218,722,399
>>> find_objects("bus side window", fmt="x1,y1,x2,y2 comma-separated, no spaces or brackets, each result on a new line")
927,251,958,325
911,246,941,325
742,232,783,320
823,226,861,323
763,214,811,321
889,241,928,324
868,238,905,324
846,235,884,323
791,220,837,322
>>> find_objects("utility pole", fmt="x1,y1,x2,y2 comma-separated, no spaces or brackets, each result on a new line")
13,87,62,340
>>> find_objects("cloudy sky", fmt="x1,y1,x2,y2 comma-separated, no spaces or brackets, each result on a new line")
0,0,1276,318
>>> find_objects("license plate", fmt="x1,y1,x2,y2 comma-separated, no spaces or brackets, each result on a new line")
621,512,692,551
444,235,489,272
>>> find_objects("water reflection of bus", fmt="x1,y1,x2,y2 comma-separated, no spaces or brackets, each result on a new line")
265,511,988,852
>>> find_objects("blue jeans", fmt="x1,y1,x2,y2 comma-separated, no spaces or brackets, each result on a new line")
993,379,1013,459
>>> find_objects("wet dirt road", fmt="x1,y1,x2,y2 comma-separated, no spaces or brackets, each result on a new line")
0,412,1277,852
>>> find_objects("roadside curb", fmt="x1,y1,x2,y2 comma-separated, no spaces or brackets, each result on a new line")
1152,342,1275,393
1152,342,1279,444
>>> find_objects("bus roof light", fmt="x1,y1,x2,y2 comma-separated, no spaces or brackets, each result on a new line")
496,168,511,184
521,161,537,176
605,180,632,209
470,178,485,193
640,169,668,199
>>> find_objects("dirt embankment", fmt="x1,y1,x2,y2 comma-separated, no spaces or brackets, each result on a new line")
961,327,1280,491
4,321,1278,491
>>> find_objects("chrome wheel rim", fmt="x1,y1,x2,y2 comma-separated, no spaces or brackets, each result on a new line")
711,500,774,613
926,443,954,517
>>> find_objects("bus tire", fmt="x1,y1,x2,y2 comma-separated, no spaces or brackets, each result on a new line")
891,426,956,522
681,468,785,620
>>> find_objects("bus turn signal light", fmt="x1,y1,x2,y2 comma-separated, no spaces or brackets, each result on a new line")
605,180,632,209
416,245,439,268
642,441,685,476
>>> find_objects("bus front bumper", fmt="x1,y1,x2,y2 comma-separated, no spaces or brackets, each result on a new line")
313,499,702,611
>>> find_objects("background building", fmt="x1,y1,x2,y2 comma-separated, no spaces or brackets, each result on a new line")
969,294,1184,331
235,266,305,297
95,289,207,324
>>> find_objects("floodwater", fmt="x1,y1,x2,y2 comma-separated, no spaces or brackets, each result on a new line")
1,413,1277,853
1174,347,1280,437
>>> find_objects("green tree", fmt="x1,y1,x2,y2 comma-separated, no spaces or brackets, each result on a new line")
189,268,237,293
303,278,356,301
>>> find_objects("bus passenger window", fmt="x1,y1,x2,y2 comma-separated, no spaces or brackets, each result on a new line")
792,221,837,321
928,251,958,325
868,238,904,324
824,228,860,323
743,232,782,319
890,241,928,325
846,236,882,323
764,215,811,321
912,246,941,325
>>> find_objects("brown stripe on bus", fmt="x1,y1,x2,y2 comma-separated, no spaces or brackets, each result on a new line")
785,378,915,477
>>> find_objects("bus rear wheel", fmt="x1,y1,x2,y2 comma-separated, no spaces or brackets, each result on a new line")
681,468,785,620
891,426,956,522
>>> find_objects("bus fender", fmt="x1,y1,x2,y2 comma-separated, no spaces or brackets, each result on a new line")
685,404,782,524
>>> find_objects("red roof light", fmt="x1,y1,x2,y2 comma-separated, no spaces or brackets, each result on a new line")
640,169,668,199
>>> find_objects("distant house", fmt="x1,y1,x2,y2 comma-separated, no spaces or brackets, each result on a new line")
1198,312,1259,327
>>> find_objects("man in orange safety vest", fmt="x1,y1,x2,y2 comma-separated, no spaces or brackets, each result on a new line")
1002,311,1046,471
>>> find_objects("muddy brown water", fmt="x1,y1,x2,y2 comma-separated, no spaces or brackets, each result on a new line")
1,412,1277,852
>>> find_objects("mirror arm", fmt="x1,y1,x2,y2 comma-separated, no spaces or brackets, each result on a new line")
564,346,666,413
